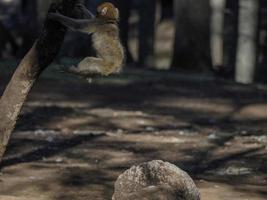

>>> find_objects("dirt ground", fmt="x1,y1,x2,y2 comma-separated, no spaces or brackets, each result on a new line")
0,66,267,200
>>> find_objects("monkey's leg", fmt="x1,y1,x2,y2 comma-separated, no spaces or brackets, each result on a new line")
62,57,112,77
77,57,106,75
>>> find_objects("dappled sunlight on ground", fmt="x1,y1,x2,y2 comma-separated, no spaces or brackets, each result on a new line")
0,68,267,199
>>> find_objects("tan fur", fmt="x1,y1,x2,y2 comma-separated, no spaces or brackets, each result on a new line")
72,2,124,77
48,2,124,77
97,2,119,21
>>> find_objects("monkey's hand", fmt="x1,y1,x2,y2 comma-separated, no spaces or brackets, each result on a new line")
75,3,95,19
47,12,62,21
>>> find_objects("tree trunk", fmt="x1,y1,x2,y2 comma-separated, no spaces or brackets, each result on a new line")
210,0,226,69
138,0,156,67
115,0,134,64
171,0,212,70
160,0,173,20
223,0,239,78
235,0,259,84
256,0,267,82
110,0,134,63
0,0,81,163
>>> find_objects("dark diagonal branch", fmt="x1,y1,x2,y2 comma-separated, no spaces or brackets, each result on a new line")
0,0,82,162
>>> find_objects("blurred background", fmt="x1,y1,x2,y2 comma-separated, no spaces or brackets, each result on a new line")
0,1,267,200
0,0,266,84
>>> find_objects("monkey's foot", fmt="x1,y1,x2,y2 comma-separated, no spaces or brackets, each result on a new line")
57,65,77,74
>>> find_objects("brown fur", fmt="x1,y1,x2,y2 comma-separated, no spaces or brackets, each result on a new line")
48,2,124,77
97,2,119,22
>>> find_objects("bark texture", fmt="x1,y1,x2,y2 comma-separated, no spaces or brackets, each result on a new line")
113,160,200,200
0,0,80,162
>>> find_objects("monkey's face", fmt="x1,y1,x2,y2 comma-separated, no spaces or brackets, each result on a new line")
97,2,119,21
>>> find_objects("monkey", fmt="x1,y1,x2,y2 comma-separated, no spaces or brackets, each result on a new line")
48,2,124,77
113,160,200,200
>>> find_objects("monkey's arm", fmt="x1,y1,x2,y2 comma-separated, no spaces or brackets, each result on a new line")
48,13,98,34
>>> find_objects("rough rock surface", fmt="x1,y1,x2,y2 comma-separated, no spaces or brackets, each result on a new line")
113,160,200,200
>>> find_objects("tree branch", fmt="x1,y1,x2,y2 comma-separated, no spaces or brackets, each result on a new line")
0,0,81,163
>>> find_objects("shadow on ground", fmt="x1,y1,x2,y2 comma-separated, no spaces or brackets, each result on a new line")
0,68,267,200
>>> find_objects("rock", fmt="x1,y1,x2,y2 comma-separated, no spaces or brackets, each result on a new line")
113,160,200,200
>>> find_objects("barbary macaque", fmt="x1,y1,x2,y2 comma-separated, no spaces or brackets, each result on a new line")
48,2,124,77
113,160,200,200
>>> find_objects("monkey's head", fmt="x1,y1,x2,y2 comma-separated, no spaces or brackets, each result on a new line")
96,2,119,22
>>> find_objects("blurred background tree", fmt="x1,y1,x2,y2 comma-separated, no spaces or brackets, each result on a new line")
171,0,212,71
235,0,259,84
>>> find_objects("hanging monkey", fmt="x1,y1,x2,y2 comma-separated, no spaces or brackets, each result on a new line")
48,2,124,77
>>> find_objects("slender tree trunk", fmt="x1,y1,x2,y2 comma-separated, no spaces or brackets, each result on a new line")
210,0,226,69
235,0,259,84
256,0,267,82
114,0,134,63
161,0,173,20
171,0,212,70
138,0,156,67
171,0,190,69
0,0,80,163
223,0,239,78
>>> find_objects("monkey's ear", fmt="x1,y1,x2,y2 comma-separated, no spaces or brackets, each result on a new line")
101,7,108,15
